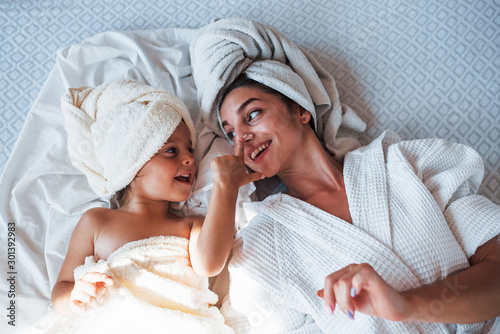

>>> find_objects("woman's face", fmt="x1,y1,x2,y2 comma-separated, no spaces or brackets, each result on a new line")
131,122,195,203
220,86,310,177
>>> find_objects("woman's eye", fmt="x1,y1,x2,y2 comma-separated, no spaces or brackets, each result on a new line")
248,110,260,121
227,131,235,140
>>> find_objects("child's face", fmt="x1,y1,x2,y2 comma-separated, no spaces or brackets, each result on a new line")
131,122,195,203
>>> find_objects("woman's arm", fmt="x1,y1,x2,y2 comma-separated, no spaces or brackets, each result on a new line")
404,235,500,323
51,210,113,316
317,236,500,323
189,139,264,277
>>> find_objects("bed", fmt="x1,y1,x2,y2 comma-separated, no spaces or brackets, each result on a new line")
0,0,498,333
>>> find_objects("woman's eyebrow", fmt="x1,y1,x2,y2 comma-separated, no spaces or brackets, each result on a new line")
221,97,260,127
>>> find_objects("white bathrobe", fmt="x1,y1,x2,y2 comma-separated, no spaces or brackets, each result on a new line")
222,131,500,333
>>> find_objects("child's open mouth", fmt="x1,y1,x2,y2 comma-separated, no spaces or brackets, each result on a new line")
174,174,191,183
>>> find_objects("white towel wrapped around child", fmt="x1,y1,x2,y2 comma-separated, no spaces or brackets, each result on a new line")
43,236,233,334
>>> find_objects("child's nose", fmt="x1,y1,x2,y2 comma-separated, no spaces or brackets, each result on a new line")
182,152,194,165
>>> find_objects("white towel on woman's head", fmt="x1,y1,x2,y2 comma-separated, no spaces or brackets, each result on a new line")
61,79,196,199
190,17,366,160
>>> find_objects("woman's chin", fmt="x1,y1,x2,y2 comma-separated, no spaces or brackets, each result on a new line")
254,166,278,180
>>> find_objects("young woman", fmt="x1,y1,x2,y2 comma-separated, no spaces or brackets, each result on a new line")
216,75,500,333
190,17,499,333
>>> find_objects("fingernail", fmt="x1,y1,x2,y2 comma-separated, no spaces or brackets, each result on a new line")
327,304,334,315
350,287,356,297
346,310,354,320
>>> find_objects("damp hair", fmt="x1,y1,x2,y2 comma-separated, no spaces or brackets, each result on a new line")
113,185,130,208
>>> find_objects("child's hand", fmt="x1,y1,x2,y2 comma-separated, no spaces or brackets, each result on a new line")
210,137,264,188
69,272,114,315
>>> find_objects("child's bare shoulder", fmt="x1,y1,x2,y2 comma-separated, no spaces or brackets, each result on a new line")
78,207,116,227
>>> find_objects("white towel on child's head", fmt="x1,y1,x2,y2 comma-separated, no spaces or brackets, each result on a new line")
61,79,196,199
190,18,367,160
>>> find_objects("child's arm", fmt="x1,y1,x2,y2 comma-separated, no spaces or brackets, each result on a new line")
51,210,113,316
190,138,264,277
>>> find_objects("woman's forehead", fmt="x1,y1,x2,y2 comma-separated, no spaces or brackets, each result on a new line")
221,86,274,115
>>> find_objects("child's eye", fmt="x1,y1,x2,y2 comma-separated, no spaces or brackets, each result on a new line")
188,147,195,154
164,147,177,154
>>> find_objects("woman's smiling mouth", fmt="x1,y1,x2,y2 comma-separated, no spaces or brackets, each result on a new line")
250,140,271,161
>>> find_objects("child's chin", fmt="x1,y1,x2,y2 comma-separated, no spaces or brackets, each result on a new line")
177,192,192,203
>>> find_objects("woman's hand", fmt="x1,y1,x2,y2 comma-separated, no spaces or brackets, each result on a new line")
210,137,264,189
69,272,114,315
317,263,413,321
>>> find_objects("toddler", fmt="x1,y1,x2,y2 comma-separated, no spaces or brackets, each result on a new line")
50,79,261,333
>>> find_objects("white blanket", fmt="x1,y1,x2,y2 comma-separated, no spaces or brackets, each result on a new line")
222,131,500,333
39,236,233,334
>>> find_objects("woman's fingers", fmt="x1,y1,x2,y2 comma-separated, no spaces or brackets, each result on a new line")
333,272,358,319
322,264,353,314
339,264,378,319
320,263,379,319
319,264,412,321
323,275,336,315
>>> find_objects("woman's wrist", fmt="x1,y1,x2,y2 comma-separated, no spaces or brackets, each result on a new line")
400,291,423,322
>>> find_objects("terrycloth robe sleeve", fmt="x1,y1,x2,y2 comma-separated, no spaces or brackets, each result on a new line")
391,138,500,258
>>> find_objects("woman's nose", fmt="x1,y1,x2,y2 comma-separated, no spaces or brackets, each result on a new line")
236,132,254,142
242,133,254,142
